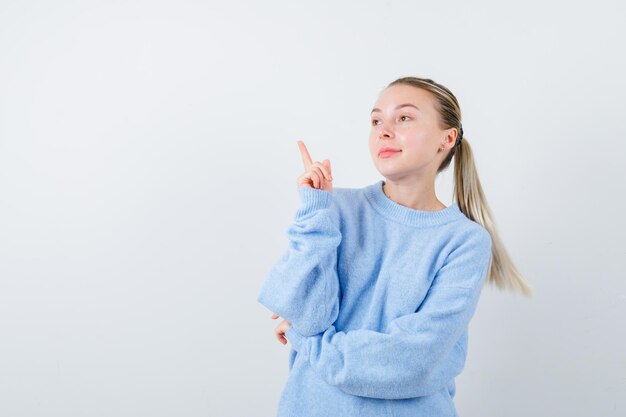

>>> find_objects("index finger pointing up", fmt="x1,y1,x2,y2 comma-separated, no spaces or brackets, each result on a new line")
297,140,313,169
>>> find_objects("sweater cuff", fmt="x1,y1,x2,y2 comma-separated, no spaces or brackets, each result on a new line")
294,187,333,220
285,326,308,353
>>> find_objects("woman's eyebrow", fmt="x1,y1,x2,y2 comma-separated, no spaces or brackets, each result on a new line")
371,103,421,114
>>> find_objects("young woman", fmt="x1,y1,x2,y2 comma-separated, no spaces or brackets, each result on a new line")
257,76,532,417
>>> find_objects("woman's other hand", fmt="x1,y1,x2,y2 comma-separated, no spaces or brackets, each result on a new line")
272,313,292,345
296,140,333,192
271,313,291,345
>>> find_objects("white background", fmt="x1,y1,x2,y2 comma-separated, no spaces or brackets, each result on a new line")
1,1,624,416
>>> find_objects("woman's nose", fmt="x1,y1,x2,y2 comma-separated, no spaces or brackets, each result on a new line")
378,122,394,139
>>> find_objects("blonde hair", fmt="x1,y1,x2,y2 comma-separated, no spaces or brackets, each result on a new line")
387,76,533,297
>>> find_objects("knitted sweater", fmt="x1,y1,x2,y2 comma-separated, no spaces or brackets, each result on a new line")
257,180,493,417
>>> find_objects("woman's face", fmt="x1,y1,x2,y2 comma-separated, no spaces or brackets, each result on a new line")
368,84,450,181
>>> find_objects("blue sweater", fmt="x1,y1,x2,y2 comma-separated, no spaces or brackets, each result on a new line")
257,180,493,417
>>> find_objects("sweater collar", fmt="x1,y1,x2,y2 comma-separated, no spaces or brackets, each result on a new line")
364,180,465,227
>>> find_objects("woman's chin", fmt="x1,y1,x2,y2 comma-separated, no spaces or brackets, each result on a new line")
375,168,405,181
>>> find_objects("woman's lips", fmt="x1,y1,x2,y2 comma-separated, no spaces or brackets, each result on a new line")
379,150,401,158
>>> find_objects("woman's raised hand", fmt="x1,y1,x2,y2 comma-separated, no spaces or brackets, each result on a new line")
296,140,333,192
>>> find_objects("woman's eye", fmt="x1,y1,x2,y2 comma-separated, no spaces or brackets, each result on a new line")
400,115,411,121
371,119,380,126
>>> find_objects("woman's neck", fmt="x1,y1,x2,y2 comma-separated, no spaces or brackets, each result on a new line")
382,180,446,212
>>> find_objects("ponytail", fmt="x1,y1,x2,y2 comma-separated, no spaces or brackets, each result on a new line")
453,138,533,297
